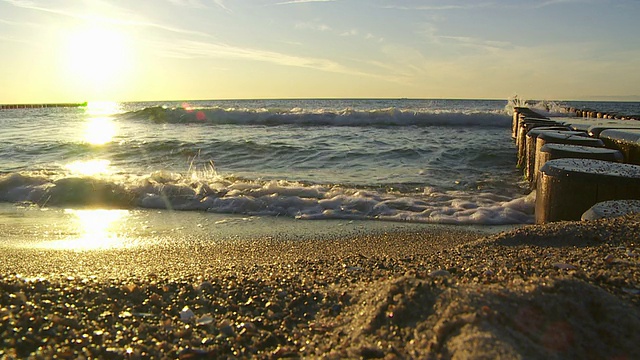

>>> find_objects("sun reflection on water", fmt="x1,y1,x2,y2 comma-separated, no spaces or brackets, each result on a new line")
64,159,112,177
82,101,121,145
85,101,123,116
84,117,117,145
45,209,132,250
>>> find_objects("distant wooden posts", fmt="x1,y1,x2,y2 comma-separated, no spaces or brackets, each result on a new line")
0,102,87,110
570,107,639,121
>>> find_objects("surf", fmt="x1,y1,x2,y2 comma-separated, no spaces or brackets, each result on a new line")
121,105,512,128
0,170,535,225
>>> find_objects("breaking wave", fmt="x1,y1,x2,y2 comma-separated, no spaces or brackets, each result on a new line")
0,171,534,225
121,106,511,127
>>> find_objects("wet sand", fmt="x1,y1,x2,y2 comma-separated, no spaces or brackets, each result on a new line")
1,214,639,359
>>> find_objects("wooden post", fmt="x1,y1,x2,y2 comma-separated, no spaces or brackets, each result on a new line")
536,159,640,223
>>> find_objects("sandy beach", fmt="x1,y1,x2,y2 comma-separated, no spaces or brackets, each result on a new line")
1,212,639,359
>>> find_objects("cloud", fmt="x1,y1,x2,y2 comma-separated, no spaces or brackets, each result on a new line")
378,3,493,11
532,0,589,8
294,20,378,41
340,29,358,37
212,0,231,11
378,1,587,12
0,18,24,25
294,21,382,43
166,0,206,7
155,37,402,84
0,34,30,43
1,0,213,37
417,22,512,53
274,0,336,5
0,16,42,29
438,35,512,50
295,21,332,32
1,0,36,7
166,0,230,11
158,38,344,71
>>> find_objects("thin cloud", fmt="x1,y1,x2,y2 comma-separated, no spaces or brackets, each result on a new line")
1,0,213,38
379,3,494,11
0,18,25,25
438,35,512,50
159,38,344,72
379,0,589,11
166,0,231,11
503,0,591,10
0,17,42,29
274,0,336,5
340,29,358,37
212,0,231,11
1,0,36,7
295,21,332,32
0,34,30,43
533,0,589,8
156,37,399,83
378,1,586,12
166,0,206,7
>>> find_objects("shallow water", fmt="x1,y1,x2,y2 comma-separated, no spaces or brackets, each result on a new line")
0,203,514,252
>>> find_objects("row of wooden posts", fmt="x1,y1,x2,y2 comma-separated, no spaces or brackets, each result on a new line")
566,108,640,120
512,107,640,224
0,102,87,110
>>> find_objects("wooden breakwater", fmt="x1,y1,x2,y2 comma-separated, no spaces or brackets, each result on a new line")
512,107,640,224
0,102,87,110
563,106,640,120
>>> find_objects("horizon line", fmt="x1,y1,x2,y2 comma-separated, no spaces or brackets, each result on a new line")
2,96,640,106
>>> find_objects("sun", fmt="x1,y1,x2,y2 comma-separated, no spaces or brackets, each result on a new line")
62,25,133,96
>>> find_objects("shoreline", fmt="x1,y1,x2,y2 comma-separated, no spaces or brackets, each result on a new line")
0,202,515,251
2,213,639,358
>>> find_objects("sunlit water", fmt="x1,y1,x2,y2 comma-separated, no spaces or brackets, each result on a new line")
1,98,638,249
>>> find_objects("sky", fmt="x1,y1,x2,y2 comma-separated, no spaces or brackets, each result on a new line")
1,0,639,103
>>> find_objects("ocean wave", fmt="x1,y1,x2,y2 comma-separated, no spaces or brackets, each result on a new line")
505,95,574,117
120,106,511,127
0,171,534,225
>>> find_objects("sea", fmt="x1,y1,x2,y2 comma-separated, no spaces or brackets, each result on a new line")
1,98,639,248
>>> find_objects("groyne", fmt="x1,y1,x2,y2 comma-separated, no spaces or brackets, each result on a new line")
512,107,640,223
563,106,639,120
0,102,87,110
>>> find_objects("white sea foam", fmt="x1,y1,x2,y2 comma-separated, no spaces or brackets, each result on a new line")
0,172,535,225
124,106,512,127
505,95,573,117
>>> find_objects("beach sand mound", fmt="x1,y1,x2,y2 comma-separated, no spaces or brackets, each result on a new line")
332,276,639,359
1,216,639,358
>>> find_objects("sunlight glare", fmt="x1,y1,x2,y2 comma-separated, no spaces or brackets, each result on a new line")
84,117,117,145
64,159,112,176
86,101,122,116
63,26,133,89
47,209,132,250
